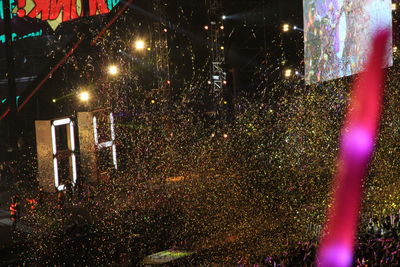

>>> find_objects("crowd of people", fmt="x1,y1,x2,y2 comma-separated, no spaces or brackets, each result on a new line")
235,215,400,266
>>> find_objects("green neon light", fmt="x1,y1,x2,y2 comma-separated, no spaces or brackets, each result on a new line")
0,29,43,44
1,96,21,106
0,0,15,20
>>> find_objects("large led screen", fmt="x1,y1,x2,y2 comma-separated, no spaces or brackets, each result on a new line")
304,0,393,84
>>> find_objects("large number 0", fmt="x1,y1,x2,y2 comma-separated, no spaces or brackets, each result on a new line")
35,117,77,192
51,118,78,191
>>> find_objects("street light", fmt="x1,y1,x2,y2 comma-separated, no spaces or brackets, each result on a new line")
282,23,290,32
284,68,293,78
79,91,90,102
108,65,119,76
134,39,146,50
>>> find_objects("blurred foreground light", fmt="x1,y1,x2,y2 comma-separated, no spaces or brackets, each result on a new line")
108,65,119,76
284,68,292,78
282,23,290,32
79,91,90,102
394,46,398,53
392,3,397,10
134,40,146,50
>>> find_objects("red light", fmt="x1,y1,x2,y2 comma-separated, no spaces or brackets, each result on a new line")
166,80,171,84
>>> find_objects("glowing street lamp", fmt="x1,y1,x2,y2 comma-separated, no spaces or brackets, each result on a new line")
282,23,290,32
284,68,292,78
108,65,119,76
134,39,146,50
79,91,90,102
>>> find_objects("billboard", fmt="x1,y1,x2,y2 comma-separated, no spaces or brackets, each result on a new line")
304,0,393,84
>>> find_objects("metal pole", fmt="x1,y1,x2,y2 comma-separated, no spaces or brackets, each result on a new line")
3,0,18,151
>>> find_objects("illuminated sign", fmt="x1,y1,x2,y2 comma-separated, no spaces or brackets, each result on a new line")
51,117,77,191
303,0,392,84
0,0,122,42
0,29,43,43
93,112,117,169
13,0,122,29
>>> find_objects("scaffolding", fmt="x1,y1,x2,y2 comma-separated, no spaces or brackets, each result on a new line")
206,0,226,111
153,0,170,93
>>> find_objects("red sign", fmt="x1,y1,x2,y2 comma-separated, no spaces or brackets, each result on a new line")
14,0,120,29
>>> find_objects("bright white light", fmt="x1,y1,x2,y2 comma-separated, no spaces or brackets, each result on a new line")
98,141,113,148
110,113,117,169
53,158,59,188
284,69,292,78
71,153,77,185
52,117,77,191
79,91,90,102
69,122,75,151
134,40,145,50
92,113,118,170
53,118,71,126
112,144,118,169
108,65,119,76
282,24,290,32
51,125,57,155
93,116,99,145
110,113,115,141
222,15,226,20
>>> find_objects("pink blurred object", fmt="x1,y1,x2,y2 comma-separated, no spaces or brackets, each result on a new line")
317,29,390,267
